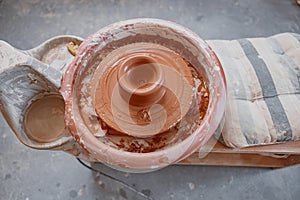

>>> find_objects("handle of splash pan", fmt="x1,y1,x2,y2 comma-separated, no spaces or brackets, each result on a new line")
0,40,62,88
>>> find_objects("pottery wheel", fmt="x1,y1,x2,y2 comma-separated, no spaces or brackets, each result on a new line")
92,43,194,137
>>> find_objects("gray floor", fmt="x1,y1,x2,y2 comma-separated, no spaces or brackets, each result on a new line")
1,0,300,200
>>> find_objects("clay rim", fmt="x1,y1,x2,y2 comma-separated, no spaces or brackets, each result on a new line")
60,18,227,170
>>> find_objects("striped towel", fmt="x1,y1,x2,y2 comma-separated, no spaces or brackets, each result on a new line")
208,33,300,148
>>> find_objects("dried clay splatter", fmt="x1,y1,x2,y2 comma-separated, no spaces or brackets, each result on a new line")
67,42,79,56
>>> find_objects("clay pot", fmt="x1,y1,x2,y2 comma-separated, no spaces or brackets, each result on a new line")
61,18,227,171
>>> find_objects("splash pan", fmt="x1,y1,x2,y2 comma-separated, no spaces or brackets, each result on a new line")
61,18,226,171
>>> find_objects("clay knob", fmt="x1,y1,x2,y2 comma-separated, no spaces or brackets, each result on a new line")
117,55,166,107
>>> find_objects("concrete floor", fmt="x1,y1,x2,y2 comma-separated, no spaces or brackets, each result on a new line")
0,0,300,199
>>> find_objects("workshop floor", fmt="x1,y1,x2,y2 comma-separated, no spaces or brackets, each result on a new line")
0,0,300,199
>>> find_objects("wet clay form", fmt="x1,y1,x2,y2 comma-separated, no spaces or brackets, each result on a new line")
93,43,194,137
0,18,226,172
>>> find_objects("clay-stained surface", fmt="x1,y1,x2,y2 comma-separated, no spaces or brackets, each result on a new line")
1,0,300,200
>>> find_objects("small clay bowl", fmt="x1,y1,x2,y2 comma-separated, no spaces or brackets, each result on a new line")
61,18,227,171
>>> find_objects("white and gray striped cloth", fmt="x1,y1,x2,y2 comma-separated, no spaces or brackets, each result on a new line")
208,33,300,148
